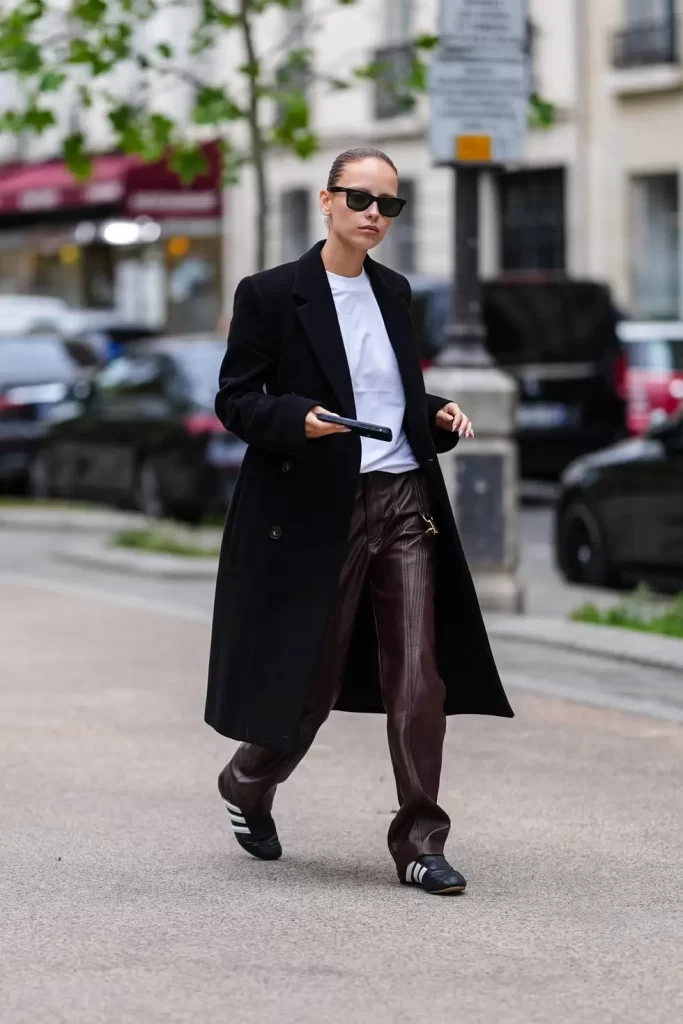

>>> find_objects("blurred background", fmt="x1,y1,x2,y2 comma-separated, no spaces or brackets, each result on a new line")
0,0,682,602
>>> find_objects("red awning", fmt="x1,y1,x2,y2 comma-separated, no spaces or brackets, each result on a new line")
0,142,221,219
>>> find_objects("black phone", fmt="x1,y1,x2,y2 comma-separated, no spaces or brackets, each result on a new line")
315,413,393,443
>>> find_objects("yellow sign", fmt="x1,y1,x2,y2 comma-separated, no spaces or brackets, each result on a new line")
59,244,81,266
167,235,190,258
456,135,492,163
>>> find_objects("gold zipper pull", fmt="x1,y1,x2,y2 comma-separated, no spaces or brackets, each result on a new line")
421,513,439,536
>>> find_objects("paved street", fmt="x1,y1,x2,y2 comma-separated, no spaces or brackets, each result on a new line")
1,513,682,1023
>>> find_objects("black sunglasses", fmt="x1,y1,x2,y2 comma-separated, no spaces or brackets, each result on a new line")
328,187,406,218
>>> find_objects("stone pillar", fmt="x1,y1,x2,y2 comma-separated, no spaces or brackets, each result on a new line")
424,365,525,615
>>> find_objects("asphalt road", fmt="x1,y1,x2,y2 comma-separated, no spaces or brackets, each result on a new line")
1,515,682,1023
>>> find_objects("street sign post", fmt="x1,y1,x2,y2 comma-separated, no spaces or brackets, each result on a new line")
426,0,527,610
438,0,528,53
429,0,529,167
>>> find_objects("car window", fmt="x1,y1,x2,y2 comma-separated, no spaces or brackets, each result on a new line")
627,339,683,372
170,344,225,407
94,356,162,396
0,338,78,384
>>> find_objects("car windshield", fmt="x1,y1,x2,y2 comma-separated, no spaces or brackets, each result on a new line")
627,339,683,372
171,343,225,407
0,338,78,384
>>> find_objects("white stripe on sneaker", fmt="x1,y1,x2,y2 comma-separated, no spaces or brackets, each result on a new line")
418,865,427,883
406,861,416,883
224,800,242,814
229,813,247,824
231,825,250,834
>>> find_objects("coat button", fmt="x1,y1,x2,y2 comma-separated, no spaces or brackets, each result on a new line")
281,460,292,473
269,526,282,540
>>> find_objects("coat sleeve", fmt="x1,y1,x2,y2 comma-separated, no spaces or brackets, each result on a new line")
426,393,461,454
215,276,318,456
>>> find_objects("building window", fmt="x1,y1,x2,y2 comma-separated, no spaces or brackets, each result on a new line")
280,188,310,263
499,168,566,272
379,180,416,273
274,0,309,128
384,0,413,42
374,0,414,120
631,173,679,319
612,0,677,68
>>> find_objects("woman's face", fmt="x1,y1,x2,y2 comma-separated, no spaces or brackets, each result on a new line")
320,157,399,253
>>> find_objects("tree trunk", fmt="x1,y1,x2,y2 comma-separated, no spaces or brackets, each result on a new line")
239,0,268,272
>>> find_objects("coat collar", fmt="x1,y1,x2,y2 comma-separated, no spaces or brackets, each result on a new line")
292,241,415,419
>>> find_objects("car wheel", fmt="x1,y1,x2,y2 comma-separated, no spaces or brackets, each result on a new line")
27,452,52,500
135,460,166,520
557,499,617,587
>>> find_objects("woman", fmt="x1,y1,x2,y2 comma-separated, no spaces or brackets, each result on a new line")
206,147,514,895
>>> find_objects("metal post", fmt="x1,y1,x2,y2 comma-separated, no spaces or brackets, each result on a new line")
438,166,492,367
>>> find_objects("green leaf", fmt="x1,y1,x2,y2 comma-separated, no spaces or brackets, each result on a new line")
141,113,174,160
415,34,440,50
63,132,92,179
528,92,555,129
38,70,66,92
156,42,173,59
72,0,107,25
192,86,242,125
168,144,209,185
22,105,56,134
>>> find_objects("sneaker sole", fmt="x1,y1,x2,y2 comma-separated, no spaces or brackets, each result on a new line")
400,881,466,894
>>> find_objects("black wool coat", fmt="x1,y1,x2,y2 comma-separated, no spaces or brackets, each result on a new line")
205,241,514,752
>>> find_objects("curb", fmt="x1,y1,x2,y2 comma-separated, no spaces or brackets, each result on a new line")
53,543,219,581
488,615,683,674
0,508,149,534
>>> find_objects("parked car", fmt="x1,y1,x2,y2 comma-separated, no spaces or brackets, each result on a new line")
619,320,683,435
31,336,245,519
554,408,683,592
58,309,161,361
0,334,95,491
408,276,628,481
0,295,71,335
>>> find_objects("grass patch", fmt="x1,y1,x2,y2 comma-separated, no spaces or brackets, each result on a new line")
112,527,220,559
571,583,683,640
0,497,96,510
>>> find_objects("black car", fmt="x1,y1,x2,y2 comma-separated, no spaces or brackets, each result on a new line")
0,335,94,491
408,276,628,480
33,336,246,520
554,409,683,592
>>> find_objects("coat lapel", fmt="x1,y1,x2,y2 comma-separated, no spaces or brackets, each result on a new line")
293,242,356,418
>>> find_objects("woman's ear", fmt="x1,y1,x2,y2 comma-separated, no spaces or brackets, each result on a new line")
319,189,331,219
319,189,331,229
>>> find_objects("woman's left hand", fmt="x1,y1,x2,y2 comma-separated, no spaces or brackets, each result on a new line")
435,402,474,438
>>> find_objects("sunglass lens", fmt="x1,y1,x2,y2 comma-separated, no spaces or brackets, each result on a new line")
378,197,403,218
346,190,374,212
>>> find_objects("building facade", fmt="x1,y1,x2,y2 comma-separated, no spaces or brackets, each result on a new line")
0,2,224,332
585,0,683,318
223,0,582,298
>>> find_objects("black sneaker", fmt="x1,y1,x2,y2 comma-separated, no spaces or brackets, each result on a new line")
218,785,282,861
401,855,467,894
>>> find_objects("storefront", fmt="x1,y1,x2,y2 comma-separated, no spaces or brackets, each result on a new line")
0,142,223,334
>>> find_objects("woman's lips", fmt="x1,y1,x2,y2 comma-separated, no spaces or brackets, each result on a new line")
359,225,379,234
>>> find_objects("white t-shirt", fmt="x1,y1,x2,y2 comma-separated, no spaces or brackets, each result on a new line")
326,269,419,475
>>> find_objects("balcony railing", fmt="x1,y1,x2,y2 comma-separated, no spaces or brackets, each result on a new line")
373,44,415,121
611,18,678,69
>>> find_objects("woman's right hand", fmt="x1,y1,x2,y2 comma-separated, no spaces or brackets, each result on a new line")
305,406,352,439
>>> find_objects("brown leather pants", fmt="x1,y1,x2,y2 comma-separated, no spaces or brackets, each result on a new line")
220,469,450,872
